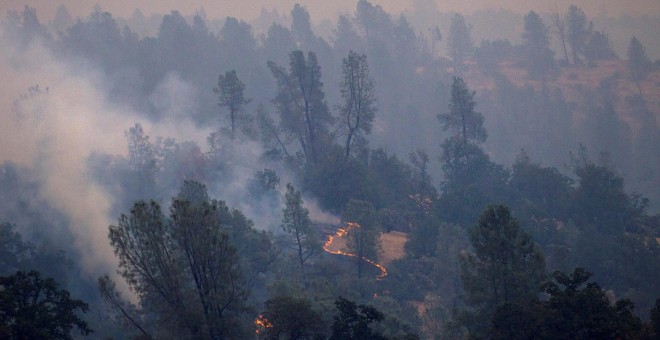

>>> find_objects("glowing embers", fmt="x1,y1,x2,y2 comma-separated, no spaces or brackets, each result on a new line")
322,222,388,279
254,314,272,335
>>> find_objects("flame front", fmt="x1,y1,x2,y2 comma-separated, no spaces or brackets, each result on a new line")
323,222,388,279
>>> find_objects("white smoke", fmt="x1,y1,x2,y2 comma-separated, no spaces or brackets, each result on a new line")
0,28,204,293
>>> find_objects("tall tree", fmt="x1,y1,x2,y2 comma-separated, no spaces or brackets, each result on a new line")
125,123,158,199
214,70,251,138
107,181,251,339
338,51,377,159
438,77,487,145
268,51,333,165
551,6,570,65
0,270,92,339
281,183,320,276
627,37,653,95
342,200,380,279
566,5,588,66
458,205,546,338
447,13,473,73
290,3,315,49
522,11,558,84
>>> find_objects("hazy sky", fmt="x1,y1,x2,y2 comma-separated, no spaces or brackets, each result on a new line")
3,0,660,23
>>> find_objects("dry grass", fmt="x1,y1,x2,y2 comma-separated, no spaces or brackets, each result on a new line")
323,230,407,266
462,59,660,130
379,231,407,265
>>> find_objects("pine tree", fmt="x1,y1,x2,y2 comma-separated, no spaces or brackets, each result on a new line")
458,205,546,338
438,77,487,145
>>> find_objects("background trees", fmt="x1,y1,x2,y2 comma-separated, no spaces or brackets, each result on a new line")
566,5,588,66
627,37,653,95
521,11,558,83
447,14,473,73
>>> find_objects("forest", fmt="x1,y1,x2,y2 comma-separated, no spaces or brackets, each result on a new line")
1,1,659,339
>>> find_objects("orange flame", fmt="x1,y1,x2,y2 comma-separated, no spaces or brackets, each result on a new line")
323,222,388,279
254,314,273,335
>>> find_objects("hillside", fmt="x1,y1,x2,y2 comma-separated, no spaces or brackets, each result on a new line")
462,59,660,132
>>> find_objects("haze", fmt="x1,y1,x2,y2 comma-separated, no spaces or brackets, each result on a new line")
1,0,659,338
4,0,660,22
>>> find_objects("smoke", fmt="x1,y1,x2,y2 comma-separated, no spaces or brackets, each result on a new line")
0,34,124,279
0,27,206,292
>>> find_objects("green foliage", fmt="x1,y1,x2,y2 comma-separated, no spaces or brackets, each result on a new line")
627,37,653,94
125,123,158,199
0,270,91,339
473,39,513,75
458,205,546,338
107,180,271,338
649,299,660,338
259,295,326,339
544,268,643,339
214,70,251,138
303,147,372,213
508,150,573,222
338,51,377,159
584,30,616,64
569,147,635,232
249,168,281,198
0,223,72,292
437,138,509,226
447,14,473,72
330,297,387,340
282,183,320,275
268,50,333,165
492,268,645,339
566,5,589,66
438,77,487,145
522,11,558,82
0,223,34,276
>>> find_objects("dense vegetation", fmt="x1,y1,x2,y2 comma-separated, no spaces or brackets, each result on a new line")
1,1,659,338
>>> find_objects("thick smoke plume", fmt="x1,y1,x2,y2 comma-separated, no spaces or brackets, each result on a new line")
0,29,207,289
